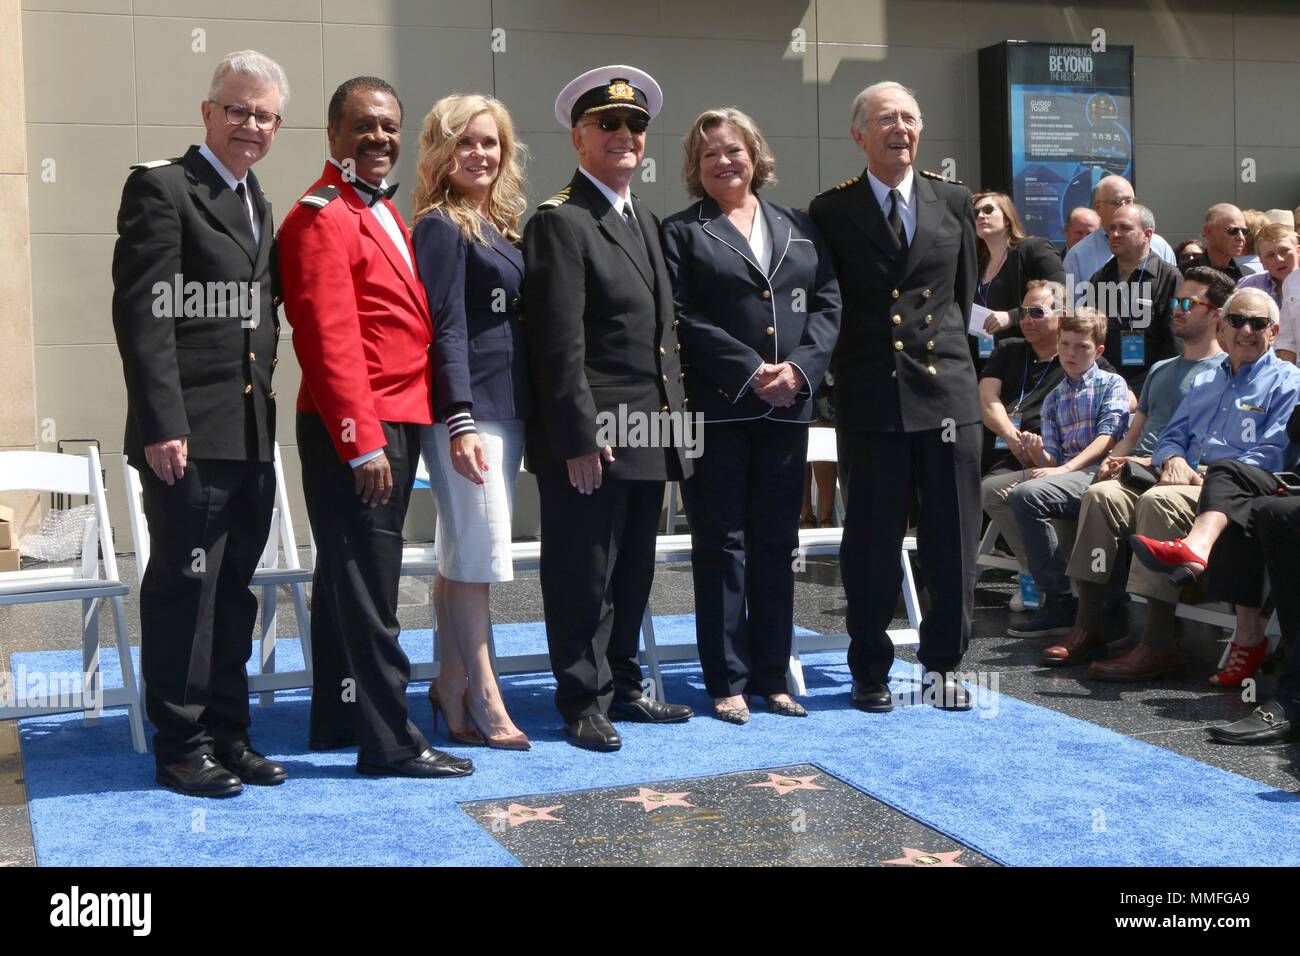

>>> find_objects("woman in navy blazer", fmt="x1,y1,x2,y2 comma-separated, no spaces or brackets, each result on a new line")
662,108,841,724
411,94,531,750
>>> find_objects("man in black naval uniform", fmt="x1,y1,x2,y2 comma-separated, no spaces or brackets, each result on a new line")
809,81,980,712
111,51,289,796
523,65,695,751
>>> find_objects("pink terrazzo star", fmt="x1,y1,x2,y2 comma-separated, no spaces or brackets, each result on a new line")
481,803,564,827
746,772,826,795
882,847,966,867
616,787,696,812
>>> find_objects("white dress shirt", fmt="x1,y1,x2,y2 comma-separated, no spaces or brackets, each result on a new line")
198,143,259,244
746,205,772,275
1277,270,1300,357
579,166,635,220
865,166,916,245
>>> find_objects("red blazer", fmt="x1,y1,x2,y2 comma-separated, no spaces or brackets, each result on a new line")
277,161,433,462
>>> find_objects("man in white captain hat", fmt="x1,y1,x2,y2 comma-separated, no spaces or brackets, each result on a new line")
523,65,695,751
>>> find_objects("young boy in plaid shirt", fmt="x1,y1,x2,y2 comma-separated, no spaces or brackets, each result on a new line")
1007,308,1131,637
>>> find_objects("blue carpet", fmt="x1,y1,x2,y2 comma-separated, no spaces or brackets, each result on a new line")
13,616,1300,867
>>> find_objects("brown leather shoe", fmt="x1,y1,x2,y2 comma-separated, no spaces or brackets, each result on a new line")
1040,625,1105,667
1087,642,1185,682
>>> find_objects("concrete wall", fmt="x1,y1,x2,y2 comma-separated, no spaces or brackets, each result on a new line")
14,0,1300,549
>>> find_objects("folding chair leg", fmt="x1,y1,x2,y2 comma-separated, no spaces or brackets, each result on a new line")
639,604,665,702
82,597,102,727
110,595,147,754
290,581,312,674
258,583,276,708
786,629,808,696
900,549,924,631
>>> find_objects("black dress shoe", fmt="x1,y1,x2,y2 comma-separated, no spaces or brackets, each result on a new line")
1208,699,1296,745
218,747,288,786
608,696,693,723
564,714,622,752
851,682,894,713
925,672,973,711
156,753,243,798
357,747,474,778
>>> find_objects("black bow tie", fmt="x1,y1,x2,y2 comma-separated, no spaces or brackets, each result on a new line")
353,178,399,207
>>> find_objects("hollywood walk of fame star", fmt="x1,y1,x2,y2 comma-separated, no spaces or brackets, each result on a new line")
882,847,966,867
616,787,696,812
481,803,564,828
746,772,826,795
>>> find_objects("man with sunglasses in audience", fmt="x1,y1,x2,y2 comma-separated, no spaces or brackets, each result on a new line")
1180,203,1260,283
523,66,694,753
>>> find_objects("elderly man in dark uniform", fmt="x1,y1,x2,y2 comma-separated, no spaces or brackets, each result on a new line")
524,65,695,751
111,50,289,797
810,81,980,712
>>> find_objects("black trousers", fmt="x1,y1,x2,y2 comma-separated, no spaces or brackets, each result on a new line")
536,467,662,720
837,423,982,685
139,457,274,764
683,419,806,698
297,413,428,764
1196,458,1282,528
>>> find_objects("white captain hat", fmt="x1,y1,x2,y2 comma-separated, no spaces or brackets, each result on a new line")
554,64,663,130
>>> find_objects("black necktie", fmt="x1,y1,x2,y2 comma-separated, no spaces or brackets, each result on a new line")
233,182,255,243
354,178,400,207
888,187,908,251
623,202,646,250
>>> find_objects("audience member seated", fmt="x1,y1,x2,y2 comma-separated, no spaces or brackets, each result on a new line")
1175,238,1206,271
1236,223,1297,308
1180,203,1259,282
1237,208,1269,275
1079,203,1180,392
1064,175,1176,300
1063,206,1100,254
1037,267,1233,669
1004,309,1129,638
1280,267,1300,365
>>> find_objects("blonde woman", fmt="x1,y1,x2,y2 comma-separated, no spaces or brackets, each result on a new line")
411,94,530,750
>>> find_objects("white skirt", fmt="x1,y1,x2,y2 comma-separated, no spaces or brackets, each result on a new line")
418,419,525,583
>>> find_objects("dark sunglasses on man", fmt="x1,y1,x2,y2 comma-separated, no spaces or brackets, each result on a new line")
1171,296,1213,312
1224,313,1270,332
586,114,649,134
1023,306,1058,320
1225,226,1248,238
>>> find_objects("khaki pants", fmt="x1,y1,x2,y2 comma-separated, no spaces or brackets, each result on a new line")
981,468,1027,567
1066,479,1201,604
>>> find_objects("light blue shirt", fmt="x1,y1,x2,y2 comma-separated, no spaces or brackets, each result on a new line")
1064,226,1175,304
1152,349,1300,473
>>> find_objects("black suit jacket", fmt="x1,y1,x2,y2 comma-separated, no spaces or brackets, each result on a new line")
661,195,841,424
810,167,980,433
412,209,530,422
111,145,278,466
522,170,691,481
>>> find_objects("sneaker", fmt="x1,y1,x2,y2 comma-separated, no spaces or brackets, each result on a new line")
1009,589,1025,613
1007,593,1077,638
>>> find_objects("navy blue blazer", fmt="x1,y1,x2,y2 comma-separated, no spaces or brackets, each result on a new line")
412,208,531,422
661,195,841,423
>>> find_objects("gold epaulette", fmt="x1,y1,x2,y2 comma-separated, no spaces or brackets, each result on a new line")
538,188,571,210
921,169,962,184
130,158,180,171
819,175,860,196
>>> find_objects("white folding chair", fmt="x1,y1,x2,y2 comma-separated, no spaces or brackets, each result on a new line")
123,443,314,707
0,448,147,753
786,427,923,694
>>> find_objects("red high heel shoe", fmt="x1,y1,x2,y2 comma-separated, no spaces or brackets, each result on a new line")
1210,641,1268,687
1130,535,1208,586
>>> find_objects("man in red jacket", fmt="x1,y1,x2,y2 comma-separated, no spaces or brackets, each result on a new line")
277,76,472,779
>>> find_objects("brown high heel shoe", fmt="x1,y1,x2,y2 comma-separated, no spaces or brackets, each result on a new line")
469,711,531,751
428,681,484,746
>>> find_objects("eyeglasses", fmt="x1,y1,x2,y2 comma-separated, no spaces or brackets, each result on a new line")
1023,306,1057,320
1102,196,1135,208
1224,313,1271,332
585,115,649,134
872,111,922,130
1225,226,1248,237
213,102,281,131
975,204,998,216
1171,296,1213,312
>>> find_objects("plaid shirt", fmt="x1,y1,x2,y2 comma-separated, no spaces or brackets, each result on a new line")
1040,362,1130,465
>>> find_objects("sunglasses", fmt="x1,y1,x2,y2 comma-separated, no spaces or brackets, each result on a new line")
1171,296,1213,312
975,203,999,216
1224,313,1270,332
586,115,649,134
1225,226,1248,237
1023,306,1057,320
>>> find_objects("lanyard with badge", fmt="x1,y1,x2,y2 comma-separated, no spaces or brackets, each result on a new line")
974,276,997,359
995,348,1054,450
1119,251,1152,367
